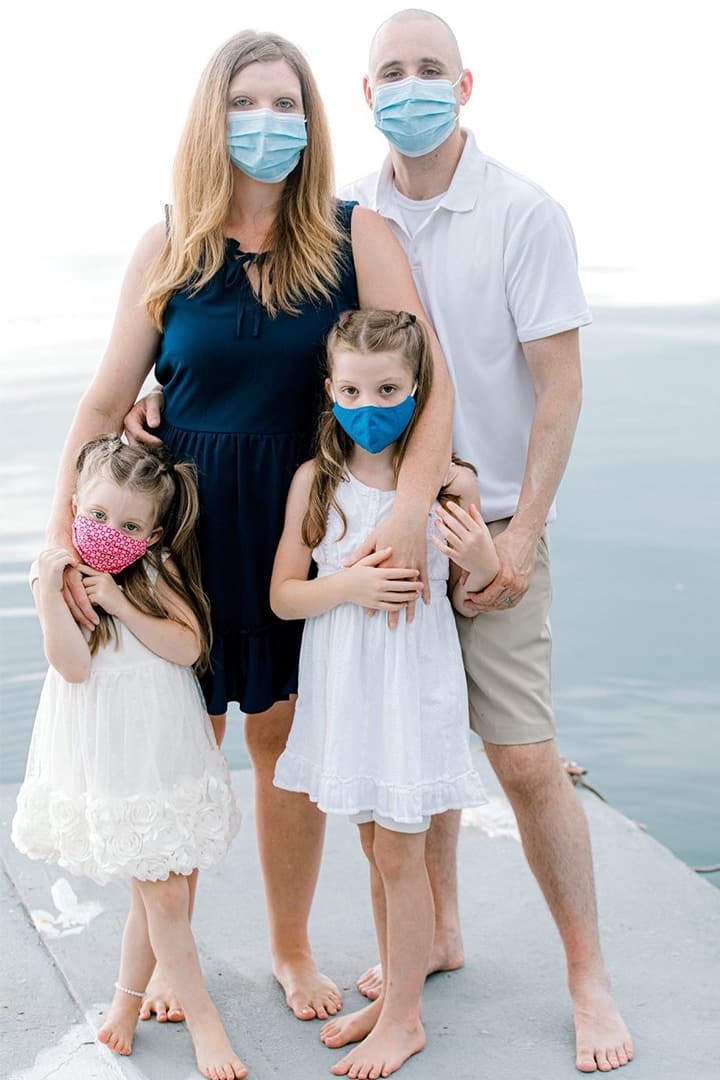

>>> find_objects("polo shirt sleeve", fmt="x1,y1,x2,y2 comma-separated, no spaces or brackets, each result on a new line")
504,198,592,343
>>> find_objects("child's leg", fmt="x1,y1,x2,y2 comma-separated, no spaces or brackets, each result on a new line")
98,880,155,1055
137,874,247,1080
332,822,432,1079
321,823,387,1048
139,867,198,1022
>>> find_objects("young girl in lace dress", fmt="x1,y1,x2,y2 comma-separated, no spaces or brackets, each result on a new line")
11,435,245,1080
270,310,500,1077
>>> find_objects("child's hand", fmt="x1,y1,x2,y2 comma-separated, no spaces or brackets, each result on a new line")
344,548,423,612
433,502,497,580
37,548,79,592
78,565,126,617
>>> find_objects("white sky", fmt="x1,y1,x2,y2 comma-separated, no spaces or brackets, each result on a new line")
2,0,719,305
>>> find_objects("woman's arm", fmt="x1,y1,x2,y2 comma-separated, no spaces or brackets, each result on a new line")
78,559,203,667
270,462,423,620
349,207,455,617
35,549,92,682
46,224,166,626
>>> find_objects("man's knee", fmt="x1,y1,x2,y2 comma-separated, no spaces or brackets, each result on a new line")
485,739,566,802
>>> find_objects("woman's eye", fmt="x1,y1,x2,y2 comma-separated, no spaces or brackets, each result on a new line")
231,97,252,108
276,99,295,110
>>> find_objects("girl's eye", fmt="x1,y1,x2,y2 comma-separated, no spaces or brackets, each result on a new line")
342,387,359,397
124,523,139,533
380,385,397,395
91,511,105,521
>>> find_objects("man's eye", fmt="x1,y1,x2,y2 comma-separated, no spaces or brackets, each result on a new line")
421,69,441,78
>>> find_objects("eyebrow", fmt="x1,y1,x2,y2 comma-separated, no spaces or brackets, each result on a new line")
378,55,447,73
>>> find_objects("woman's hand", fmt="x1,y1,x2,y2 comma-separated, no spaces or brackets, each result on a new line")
124,387,165,447
343,549,423,613
78,565,127,618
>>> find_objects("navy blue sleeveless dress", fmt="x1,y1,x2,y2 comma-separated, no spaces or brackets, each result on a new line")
155,200,359,716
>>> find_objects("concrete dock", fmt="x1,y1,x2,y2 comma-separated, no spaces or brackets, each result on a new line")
2,759,719,1080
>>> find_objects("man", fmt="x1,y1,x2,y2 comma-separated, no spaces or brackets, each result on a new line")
336,9,633,1073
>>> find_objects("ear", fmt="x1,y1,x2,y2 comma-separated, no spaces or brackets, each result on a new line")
71,493,78,515
324,377,335,403
147,526,164,548
363,75,373,110
457,69,473,107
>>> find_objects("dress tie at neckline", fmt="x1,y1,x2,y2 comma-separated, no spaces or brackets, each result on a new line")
224,246,265,338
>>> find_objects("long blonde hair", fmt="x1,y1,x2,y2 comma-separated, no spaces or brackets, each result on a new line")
302,310,435,549
75,436,213,674
144,31,347,327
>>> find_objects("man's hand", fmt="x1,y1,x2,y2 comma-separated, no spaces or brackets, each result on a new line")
124,387,165,446
78,565,127,618
346,505,429,628
465,524,540,613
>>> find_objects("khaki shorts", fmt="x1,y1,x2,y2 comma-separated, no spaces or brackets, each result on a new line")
455,519,555,746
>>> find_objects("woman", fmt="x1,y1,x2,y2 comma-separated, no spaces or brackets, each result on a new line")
49,30,454,1025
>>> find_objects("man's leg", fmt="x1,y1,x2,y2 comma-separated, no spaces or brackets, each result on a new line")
356,808,464,999
485,739,633,1072
245,698,342,1021
459,522,633,1072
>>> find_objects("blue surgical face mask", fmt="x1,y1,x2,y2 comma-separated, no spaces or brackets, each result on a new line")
331,384,417,454
372,75,461,158
226,108,307,184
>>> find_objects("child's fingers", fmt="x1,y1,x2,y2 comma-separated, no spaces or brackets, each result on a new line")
468,503,485,525
431,535,454,557
444,500,476,528
356,547,393,567
377,567,420,579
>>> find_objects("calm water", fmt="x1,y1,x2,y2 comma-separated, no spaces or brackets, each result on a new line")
1,257,718,879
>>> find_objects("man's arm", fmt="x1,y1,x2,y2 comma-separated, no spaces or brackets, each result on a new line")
469,328,582,612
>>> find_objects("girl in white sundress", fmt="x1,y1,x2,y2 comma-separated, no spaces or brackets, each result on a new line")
270,309,500,1078
11,435,245,1080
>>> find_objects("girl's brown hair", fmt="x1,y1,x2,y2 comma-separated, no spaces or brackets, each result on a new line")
143,30,347,327
302,309,434,549
75,436,212,674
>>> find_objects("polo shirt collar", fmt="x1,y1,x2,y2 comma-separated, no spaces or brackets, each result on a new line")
373,128,486,217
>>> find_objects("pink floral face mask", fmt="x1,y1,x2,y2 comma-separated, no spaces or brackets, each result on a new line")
72,514,149,573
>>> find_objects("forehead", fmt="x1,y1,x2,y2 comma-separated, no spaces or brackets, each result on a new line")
78,477,156,519
332,348,411,381
228,58,302,96
370,17,458,75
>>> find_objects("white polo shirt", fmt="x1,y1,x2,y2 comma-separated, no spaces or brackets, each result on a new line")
341,131,591,523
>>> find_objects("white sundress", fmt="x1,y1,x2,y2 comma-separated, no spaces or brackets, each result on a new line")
12,572,240,885
273,470,487,824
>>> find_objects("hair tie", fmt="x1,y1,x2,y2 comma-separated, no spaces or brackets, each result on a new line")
397,312,417,329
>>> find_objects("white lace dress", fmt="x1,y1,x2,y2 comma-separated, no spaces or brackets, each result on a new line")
12,599,240,885
273,471,487,824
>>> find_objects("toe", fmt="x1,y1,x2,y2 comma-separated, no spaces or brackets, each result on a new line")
167,1007,184,1022
616,1046,628,1067
606,1048,620,1069
624,1041,635,1061
98,1028,109,1045
156,1008,168,1022
576,1047,597,1073
233,1061,248,1079
139,1007,151,1021
595,1049,612,1072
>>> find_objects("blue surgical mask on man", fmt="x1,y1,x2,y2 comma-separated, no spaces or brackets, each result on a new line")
372,75,461,158
331,385,417,454
227,109,307,184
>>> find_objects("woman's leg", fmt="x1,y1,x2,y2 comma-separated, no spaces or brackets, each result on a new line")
137,873,247,1080
245,697,342,1020
140,713,225,1022
321,823,387,1049
332,824,432,1079
98,880,156,1055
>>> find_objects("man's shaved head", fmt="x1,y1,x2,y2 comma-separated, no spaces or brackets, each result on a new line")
368,9,463,76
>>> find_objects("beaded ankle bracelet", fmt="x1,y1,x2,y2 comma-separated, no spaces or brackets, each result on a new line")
114,981,145,998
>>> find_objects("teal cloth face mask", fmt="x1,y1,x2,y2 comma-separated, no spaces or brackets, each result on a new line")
331,385,417,454
227,109,307,184
372,76,460,157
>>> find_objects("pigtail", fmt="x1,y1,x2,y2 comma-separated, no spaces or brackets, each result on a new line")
157,461,213,674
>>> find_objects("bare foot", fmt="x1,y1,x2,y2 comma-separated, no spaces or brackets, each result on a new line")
97,990,141,1056
189,1004,248,1080
356,935,464,1001
330,1018,426,1078
274,952,343,1020
139,966,184,1022
571,975,634,1072
321,1000,382,1049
